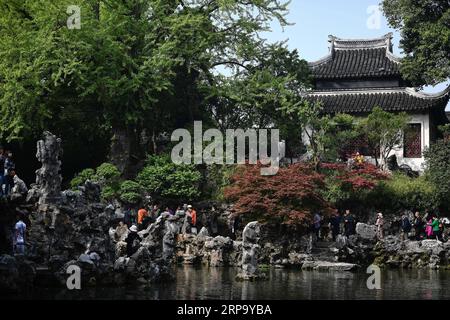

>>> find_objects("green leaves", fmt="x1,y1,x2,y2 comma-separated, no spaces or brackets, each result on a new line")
382,0,450,85
424,139,450,210
137,154,202,202
119,180,143,204
358,107,409,170
70,162,121,200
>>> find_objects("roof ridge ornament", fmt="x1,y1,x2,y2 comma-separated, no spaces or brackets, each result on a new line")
328,33,394,51
309,33,401,68
405,86,450,99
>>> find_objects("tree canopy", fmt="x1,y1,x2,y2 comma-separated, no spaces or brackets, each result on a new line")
382,0,450,86
0,0,311,178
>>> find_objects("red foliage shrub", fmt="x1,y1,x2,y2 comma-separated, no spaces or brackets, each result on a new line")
321,162,388,191
223,163,335,226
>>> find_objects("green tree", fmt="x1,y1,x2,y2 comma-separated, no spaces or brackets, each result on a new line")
0,0,298,177
382,0,450,85
282,101,331,169
359,107,409,171
424,138,450,210
323,113,359,162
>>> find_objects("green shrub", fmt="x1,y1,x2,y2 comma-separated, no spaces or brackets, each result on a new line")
424,139,450,210
375,173,438,212
101,185,117,201
70,168,96,189
71,162,121,200
137,155,201,202
119,180,143,204
203,164,236,201
95,162,121,182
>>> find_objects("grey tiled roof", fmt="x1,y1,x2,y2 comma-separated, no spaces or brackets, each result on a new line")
306,88,450,114
308,33,401,80
309,48,401,80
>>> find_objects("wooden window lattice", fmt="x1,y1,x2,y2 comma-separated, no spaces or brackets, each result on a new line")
404,123,422,158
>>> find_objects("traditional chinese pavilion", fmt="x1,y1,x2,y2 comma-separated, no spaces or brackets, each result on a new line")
307,33,450,171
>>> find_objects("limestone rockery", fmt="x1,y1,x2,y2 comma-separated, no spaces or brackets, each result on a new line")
2,132,450,294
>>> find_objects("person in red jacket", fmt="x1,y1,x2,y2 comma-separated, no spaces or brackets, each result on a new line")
137,208,148,230
187,205,197,234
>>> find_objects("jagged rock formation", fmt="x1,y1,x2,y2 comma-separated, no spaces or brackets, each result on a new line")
33,131,63,208
236,221,266,281
0,255,36,293
373,237,450,269
111,211,185,283
176,234,240,266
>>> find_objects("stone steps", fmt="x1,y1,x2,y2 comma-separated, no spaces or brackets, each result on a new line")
311,241,338,262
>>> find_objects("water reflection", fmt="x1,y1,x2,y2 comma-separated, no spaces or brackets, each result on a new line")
9,266,450,300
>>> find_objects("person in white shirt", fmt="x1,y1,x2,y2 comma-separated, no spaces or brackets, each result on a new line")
14,214,27,255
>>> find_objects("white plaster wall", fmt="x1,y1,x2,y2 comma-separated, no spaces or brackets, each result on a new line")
388,113,429,172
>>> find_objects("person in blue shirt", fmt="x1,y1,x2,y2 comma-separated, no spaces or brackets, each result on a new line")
14,213,27,255
313,212,322,241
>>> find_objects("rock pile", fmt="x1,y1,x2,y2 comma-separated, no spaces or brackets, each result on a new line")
236,221,266,281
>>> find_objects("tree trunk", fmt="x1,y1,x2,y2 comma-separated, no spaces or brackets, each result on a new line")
108,126,146,178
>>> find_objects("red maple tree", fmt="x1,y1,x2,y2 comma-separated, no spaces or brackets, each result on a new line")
320,162,388,191
223,162,387,227
223,163,335,226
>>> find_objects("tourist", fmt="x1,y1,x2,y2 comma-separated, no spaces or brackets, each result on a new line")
375,212,384,240
187,205,197,234
229,213,240,240
313,212,322,241
413,212,424,240
137,207,148,231
115,221,129,241
329,212,341,241
343,209,355,237
123,207,133,227
0,146,5,196
182,207,192,234
401,214,412,240
208,206,219,236
14,213,27,255
438,218,447,242
432,216,440,241
141,206,154,229
3,150,14,195
130,208,138,226
9,169,28,196
125,225,141,257
425,216,434,239
152,204,161,218
175,205,185,216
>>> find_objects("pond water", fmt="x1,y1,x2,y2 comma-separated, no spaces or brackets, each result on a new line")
9,266,450,300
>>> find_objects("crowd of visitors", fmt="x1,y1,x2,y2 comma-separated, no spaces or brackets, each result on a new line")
319,209,357,242
402,211,448,242
313,209,448,243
